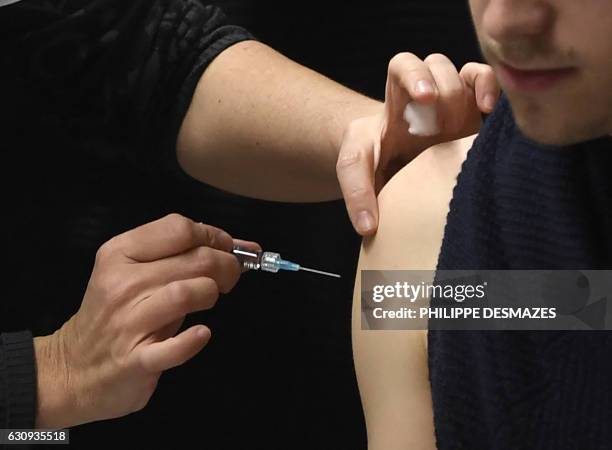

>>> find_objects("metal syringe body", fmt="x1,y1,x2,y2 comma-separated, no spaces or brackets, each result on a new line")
232,245,341,278
233,246,299,273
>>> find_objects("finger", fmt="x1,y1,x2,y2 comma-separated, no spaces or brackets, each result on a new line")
138,325,211,373
387,52,439,105
130,278,220,334
156,318,185,342
232,239,262,253
460,62,500,113
336,118,379,236
424,53,466,135
114,214,234,262
140,245,241,293
387,53,442,138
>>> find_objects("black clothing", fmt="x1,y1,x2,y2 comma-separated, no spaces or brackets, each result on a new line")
432,95,612,449
0,0,252,432
1,1,482,447
0,331,36,429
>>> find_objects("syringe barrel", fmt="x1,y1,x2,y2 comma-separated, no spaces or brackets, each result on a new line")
233,245,262,270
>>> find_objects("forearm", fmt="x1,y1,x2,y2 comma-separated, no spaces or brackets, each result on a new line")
177,40,382,202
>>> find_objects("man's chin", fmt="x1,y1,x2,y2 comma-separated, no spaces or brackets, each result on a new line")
508,93,611,146
516,117,608,147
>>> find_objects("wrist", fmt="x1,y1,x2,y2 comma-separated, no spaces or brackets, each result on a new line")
34,324,78,429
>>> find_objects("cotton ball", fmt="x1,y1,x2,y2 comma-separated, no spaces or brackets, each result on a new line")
403,102,440,136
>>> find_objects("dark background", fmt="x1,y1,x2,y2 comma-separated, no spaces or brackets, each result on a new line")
69,1,482,448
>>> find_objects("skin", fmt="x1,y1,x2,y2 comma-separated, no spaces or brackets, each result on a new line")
353,136,473,450
30,41,498,428
176,40,500,234
34,216,260,428
470,0,612,144
353,1,612,448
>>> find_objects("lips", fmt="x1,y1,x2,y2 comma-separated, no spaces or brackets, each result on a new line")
498,63,577,92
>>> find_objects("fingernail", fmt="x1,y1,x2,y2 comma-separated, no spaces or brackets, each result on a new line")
196,327,209,339
357,211,375,233
416,79,434,95
484,94,496,111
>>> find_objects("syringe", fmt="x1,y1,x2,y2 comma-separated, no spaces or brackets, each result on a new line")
233,245,341,278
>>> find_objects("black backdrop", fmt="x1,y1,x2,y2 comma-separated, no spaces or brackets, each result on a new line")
70,2,481,448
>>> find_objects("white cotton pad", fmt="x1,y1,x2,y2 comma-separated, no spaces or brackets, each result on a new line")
403,102,440,136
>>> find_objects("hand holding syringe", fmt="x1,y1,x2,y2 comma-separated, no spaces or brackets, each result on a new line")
233,245,341,278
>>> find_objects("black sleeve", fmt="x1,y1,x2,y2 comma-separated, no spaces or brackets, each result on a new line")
0,331,37,429
107,1,257,177
7,0,256,177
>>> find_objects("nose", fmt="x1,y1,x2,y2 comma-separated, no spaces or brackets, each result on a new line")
482,0,554,41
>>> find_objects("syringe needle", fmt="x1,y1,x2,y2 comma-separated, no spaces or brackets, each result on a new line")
299,266,341,278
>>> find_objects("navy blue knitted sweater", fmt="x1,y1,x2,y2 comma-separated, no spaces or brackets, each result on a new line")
430,95,612,449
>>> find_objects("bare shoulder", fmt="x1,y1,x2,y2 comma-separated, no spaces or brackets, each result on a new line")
362,134,475,271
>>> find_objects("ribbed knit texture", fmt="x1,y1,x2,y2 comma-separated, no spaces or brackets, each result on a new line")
0,0,253,433
430,95,612,449
0,331,36,429
0,0,254,337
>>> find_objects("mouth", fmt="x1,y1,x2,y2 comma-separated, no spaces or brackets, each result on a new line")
497,62,577,93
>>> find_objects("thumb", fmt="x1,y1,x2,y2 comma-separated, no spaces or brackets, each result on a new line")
336,118,380,236
460,62,500,114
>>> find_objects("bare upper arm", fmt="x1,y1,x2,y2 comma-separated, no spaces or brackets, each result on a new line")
351,135,474,450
